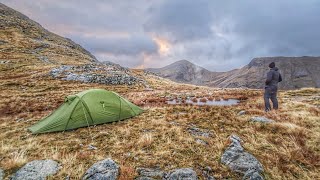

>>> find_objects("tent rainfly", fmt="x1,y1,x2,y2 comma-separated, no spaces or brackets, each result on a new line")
28,89,143,134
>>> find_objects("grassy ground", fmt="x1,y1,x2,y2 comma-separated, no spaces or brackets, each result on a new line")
0,64,319,179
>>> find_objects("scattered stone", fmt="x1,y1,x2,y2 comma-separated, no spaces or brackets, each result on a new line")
221,135,264,180
169,121,180,126
0,40,8,45
195,138,208,145
238,110,246,116
166,168,197,180
144,88,154,91
37,55,52,63
0,168,4,180
88,144,97,150
15,118,24,122
0,60,9,64
250,116,274,123
136,167,165,179
82,158,119,180
11,159,60,180
188,127,212,137
202,166,215,180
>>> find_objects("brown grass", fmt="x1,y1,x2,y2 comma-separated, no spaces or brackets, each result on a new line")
0,61,320,179
199,98,207,103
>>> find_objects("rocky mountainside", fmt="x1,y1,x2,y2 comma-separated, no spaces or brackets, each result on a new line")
146,60,222,85
147,57,320,89
0,3,151,87
0,3,97,65
209,57,320,89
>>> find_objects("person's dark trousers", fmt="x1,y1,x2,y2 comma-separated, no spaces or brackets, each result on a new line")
264,86,278,111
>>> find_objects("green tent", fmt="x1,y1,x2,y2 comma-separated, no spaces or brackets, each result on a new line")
29,89,143,134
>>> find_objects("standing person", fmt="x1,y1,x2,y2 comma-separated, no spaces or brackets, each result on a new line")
264,62,282,112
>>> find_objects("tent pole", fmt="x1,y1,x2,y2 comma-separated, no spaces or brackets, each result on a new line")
76,95,94,124
63,99,81,132
81,101,94,142
118,96,121,121
121,97,137,115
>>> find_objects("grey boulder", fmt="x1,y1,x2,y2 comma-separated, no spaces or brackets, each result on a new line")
0,168,4,180
167,168,197,180
188,126,212,137
11,159,60,180
221,135,264,179
243,169,264,180
82,158,119,180
136,167,165,179
250,116,274,123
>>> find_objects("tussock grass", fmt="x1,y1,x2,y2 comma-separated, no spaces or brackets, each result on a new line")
0,63,319,179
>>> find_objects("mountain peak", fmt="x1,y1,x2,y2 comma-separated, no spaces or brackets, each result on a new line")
146,60,221,85
174,59,192,64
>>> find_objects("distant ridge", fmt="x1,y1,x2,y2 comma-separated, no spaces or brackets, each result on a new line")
147,57,320,89
146,60,222,85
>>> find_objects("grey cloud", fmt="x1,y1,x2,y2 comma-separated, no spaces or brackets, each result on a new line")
2,0,149,32
68,34,158,56
2,0,320,71
143,0,320,70
225,0,320,57
144,0,213,42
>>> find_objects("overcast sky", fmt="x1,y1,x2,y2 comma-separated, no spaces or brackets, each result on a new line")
2,0,320,71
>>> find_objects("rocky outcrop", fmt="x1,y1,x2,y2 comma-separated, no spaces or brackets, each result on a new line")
50,64,145,86
136,167,165,179
166,168,198,180
250,116,274,123
135,167,198,180
221,135,264,179
82,158,119,180
11,159,60,180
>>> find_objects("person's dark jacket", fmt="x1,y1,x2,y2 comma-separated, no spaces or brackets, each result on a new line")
265,67,282,88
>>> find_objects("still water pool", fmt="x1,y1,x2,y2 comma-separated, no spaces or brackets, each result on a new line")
166,98,240,106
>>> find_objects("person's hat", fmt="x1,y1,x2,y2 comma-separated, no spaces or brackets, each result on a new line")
269,62,275,68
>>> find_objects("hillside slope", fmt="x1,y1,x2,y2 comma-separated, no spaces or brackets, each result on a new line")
0,3,153,88
0,3,97,65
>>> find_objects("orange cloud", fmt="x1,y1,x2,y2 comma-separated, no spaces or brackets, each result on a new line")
152,36,171,55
